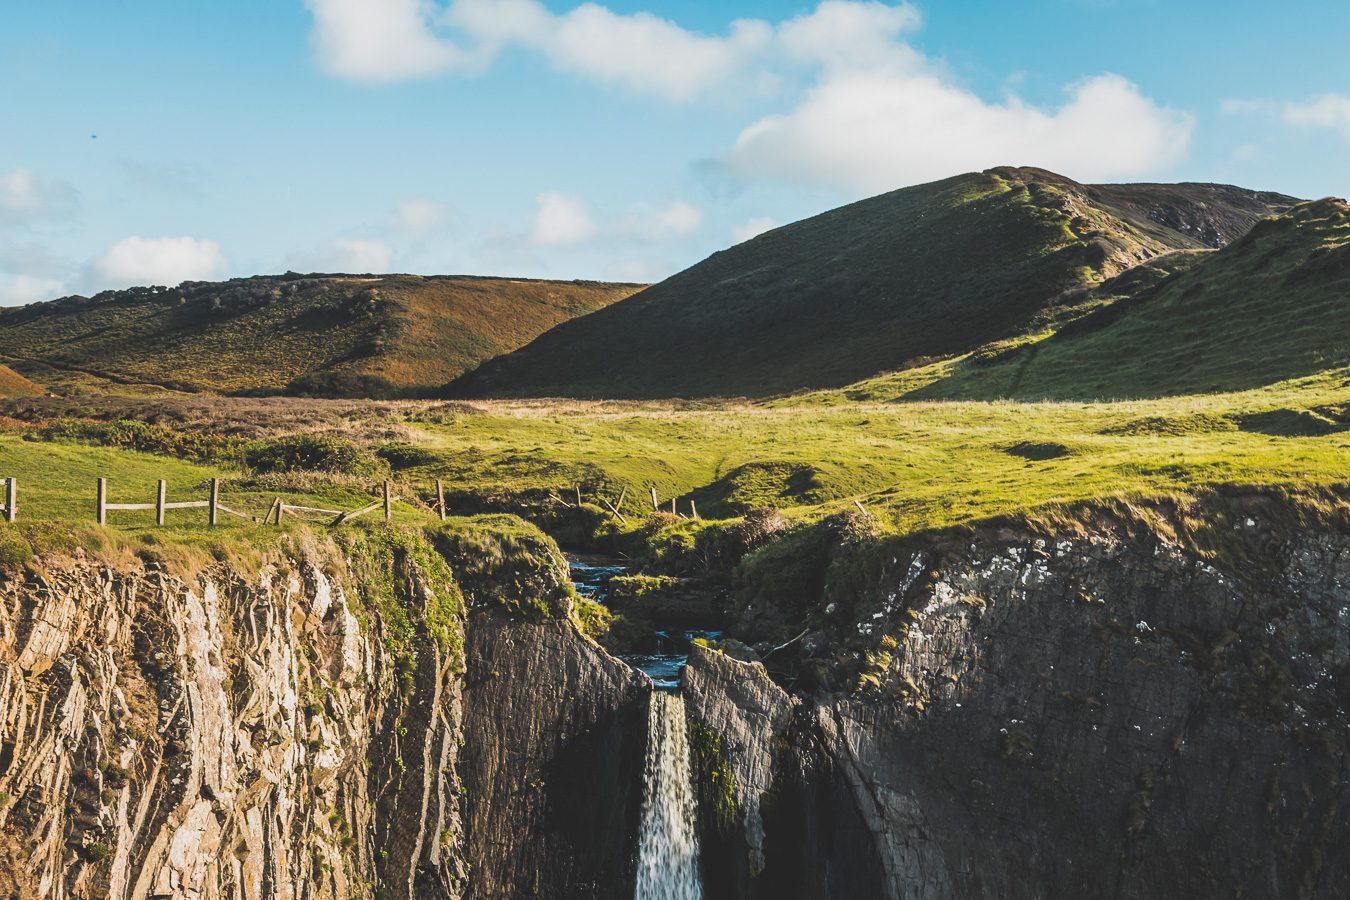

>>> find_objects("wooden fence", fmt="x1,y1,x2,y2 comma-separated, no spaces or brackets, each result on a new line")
0,474,710,527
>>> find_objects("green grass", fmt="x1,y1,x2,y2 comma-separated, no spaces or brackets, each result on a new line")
0,434,426,530
373,370,1350,535
3,363,1347,546
826,199,1350,404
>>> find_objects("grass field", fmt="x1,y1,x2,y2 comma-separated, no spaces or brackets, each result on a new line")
6,364,1344,544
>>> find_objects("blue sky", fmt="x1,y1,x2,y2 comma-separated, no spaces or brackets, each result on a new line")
1,0,1347,304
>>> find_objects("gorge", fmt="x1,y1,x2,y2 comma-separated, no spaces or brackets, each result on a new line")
0,486,1345,898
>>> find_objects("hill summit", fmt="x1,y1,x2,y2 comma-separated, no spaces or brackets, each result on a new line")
450,167,1299,399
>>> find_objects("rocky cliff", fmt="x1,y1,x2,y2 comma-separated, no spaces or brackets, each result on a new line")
685,489,1350,899
0,521,647,900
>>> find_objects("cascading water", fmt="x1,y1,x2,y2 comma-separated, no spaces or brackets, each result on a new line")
635,692,704,900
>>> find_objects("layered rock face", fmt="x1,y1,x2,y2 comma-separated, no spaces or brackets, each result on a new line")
0,526,645,899
686,493,1350,899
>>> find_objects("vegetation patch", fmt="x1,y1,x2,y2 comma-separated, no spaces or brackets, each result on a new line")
30,418,244,463
688,461,828,516
1236,408,1343,437
342,528,464,669
1101,412,1238,437
1002,440,1073,461
428,515,572,620
245,433,385,478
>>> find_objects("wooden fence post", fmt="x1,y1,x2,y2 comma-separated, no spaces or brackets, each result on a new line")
96,478,107,526
209,478,219,527
383,481,392,522
690,499,699,520
437,479,446,522
670,497,676,515
575,485,583,507
651,487,658,511
156,480,167,526
3,477,14,523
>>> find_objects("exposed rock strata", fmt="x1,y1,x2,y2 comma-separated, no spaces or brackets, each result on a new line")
686,494,1350,899
0,525,646,899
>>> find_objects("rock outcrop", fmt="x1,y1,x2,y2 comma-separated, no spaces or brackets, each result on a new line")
0,522,647,899
685,490,1350,899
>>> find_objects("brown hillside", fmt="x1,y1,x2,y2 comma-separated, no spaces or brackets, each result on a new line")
0,364,41,399
0,274,641,397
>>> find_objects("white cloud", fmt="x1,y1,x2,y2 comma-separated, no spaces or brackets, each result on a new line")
530,192,595,247
95,236,226,287
307,0,772,100
304,0,481,82
0,274,65,306
728,69,1192,194
731,216,778,243
1283,94,1350,140
620,201,703,240
301,2,1191,191
777,0,922,69
498,3,770,102
0,167,78,226
0,168,45,215
392,198,450,236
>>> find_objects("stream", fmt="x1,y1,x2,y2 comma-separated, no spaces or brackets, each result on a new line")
568,555,721,690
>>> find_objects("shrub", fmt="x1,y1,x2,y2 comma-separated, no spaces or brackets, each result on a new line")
284,371,402,400
244,433,383,477
85,842,111,863
574,598,613,641
376,443,440,470
30,418,242,463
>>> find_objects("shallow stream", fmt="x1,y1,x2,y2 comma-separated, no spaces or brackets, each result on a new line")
568,555,721,690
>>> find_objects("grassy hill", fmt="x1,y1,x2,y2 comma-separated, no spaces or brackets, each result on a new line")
0,274,640,397
815,198,1349,403
0,364,41,399
450,167,1297,400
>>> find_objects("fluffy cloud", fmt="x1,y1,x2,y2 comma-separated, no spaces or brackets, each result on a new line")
619,201,703,240
530,192,595,247
728,70,1192,194
95,236,226,287
0,167,78,226
304,0,480,81
307,0,771,100
1283,94,1350,140
392,199,450,236
303,2,1190,192
731,216,777,244
0,274,65,306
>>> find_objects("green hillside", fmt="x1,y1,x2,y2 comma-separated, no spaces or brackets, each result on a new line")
0,274,641,398
450,167,1296,399
850,198,1350,402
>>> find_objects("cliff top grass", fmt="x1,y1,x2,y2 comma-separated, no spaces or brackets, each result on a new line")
3,363,1346,545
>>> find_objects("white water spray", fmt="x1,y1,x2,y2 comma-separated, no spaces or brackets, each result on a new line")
635,692,704,900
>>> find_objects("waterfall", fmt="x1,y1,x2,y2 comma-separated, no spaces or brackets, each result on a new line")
635,692,704,900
